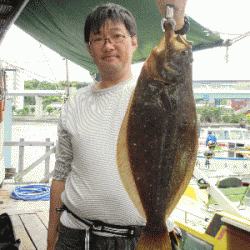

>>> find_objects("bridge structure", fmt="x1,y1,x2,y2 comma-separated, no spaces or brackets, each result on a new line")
4,81,250,117
6,89,70,118
193,80,250,102
7,90,65,96
194,89,250,100
8,88,250,100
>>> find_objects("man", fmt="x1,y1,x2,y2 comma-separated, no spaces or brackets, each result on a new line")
206,131,217,151
47,1,188,249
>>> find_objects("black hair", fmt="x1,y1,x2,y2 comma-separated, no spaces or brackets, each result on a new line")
84,3,137,44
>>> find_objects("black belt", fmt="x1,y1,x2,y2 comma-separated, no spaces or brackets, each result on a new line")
56,205,181,250
56,204,144,238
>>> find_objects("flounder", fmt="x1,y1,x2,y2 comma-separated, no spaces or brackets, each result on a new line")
117,11,198,250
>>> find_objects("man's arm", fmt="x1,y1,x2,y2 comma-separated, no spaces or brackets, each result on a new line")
156,0,188,31
47,179,65,250
47,112,73,250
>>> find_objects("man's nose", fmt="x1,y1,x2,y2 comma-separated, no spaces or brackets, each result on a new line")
103,38,115,49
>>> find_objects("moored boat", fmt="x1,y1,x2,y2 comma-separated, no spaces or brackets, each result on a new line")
1,1,249,249
199,126,250,155
171,168,250,249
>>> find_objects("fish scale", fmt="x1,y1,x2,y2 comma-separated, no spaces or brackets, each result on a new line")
117,6,198,250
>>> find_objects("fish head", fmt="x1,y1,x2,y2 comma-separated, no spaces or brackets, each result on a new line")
144,23,193,85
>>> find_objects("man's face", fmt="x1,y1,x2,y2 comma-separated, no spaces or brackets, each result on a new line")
87,20,137,77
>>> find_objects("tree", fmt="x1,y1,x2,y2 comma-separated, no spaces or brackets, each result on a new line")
12,105,16,113
213,107,223,121
59,80,89,90
42,96,63,106
23,79,89,108
198,105,214,122
229,112,244,123
30,107,35,115
24,79,40,89
220,99,227,105
24,96,35,106
222,113,231,123
246,114,250,124
16,107,29,116
196,105,243,123
46,106,55,115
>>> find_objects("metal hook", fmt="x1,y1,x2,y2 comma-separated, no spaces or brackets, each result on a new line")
161,4,176,32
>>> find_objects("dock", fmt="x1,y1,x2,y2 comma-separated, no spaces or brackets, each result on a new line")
0,183,49,250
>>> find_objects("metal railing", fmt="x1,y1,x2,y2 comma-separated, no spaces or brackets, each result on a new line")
4,138,56,183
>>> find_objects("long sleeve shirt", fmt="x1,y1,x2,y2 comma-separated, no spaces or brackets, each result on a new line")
53,76,174,233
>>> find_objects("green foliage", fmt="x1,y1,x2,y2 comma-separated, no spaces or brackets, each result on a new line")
23,79,89,108
24,96,35,106
246,114,250,124
24,79,39,89
37,81,64,90
30,107,35,114
220,99,227,105
197,105,246,124
215,147,222,150
12,105,16,112
42,96,62,106
197,105,225,123
46,106,55,115
222,109,245,123
58,81,89,90
16,107,29,116
73,82,89,90
222,113,231,123
229,112,245,123
24,79,90,92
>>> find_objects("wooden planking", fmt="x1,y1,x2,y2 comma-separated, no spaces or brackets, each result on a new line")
37,211,49,229
20,213,48,250
11,215,36,250
3,200,49,215
1,184,50,249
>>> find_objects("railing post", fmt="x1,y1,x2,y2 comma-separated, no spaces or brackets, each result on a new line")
44,138,50,182
18,138,25,182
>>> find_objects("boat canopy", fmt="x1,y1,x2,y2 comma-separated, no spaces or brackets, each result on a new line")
2,0,224,74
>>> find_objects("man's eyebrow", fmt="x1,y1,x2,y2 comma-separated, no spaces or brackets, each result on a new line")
110,27,122,31
93,27,122,35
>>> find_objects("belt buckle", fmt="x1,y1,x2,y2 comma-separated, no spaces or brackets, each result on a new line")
128,227,135,236
92,225,103,231
56,205,66,212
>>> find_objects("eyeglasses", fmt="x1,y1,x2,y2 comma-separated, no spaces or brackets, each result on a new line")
89,34,131,47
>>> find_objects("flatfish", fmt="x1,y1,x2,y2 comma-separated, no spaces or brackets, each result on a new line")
117,9,198,250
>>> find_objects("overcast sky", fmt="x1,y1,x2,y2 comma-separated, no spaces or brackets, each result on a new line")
0,0,249,82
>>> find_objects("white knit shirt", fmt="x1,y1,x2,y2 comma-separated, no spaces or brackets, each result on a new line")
53,76,174,233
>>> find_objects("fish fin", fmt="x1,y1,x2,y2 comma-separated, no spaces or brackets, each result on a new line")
135,231,172,250
117,90,146,219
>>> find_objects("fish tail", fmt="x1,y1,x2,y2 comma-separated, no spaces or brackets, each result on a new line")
135,231,172,250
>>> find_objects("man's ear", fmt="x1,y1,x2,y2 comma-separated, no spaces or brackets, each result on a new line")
131,35,138,53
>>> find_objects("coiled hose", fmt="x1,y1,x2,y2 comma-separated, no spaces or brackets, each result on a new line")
11,184,51,201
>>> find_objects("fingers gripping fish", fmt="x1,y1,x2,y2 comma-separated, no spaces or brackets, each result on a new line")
117,4,198,250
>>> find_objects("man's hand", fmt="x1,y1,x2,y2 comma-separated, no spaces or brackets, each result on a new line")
156,0,188,30
47,180,66,250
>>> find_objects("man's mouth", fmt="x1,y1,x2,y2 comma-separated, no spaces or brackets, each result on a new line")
102,55,118,60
